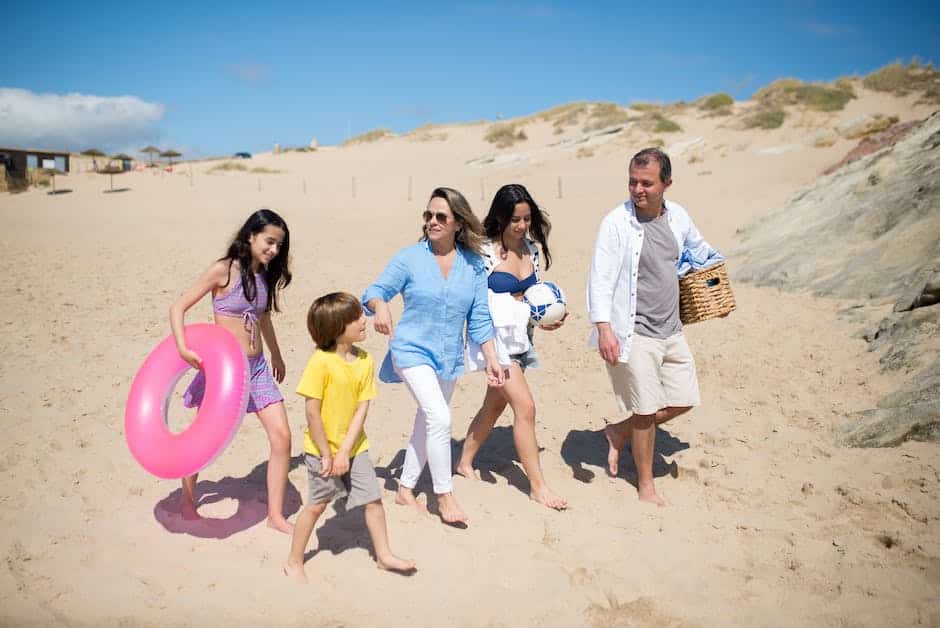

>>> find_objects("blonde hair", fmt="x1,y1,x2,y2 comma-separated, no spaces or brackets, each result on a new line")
421,187,485,255
306,292,362,351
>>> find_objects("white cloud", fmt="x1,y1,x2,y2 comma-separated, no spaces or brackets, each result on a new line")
0,88,166,151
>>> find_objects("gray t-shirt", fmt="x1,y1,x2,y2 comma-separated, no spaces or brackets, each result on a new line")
634,210,681,339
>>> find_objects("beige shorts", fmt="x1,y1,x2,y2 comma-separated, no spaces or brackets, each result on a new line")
606,332,701,416
305,451,381,509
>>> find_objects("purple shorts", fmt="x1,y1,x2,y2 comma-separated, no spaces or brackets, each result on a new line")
183,353,283,414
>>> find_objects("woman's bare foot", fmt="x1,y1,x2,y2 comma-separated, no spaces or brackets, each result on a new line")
530,487,568,510
604,424,628,476
376,554,418,574
436,492,469,526
637,483,667,508
395,486,428,514
283,562,308,584
267,516,295,534
454,461,477,480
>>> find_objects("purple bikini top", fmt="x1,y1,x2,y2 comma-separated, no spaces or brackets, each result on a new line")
213,271,268,348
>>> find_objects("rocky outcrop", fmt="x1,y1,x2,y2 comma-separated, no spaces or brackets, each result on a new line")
734,112,940,447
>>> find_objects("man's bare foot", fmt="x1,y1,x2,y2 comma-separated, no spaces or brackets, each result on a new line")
181,500,201,521
530,487,568,510
637,484,667,508
395,487,428,514
437,492,469,526
454,461,477,480
604,424,628,476
267,516,295,534
376,553,417,574
283,562,308,584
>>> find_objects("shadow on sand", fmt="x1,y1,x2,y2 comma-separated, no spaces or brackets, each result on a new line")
560,426,689,486
375,427,534,500
153,456,303,539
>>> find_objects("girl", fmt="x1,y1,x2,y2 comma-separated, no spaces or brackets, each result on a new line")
170,209,294,533
363,187,504,526
456,184,568,510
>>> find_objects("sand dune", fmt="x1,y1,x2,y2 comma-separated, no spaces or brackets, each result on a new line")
1,81,938,627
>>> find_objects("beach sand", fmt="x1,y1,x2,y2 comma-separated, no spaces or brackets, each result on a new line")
1,88,938,627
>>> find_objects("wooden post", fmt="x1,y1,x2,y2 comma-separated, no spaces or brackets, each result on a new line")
407,175,412,201
557,175,562,199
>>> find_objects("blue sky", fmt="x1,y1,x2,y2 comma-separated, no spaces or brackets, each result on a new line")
1,1,937,157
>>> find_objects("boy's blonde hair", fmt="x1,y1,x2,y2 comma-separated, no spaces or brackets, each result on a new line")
307,292,363,351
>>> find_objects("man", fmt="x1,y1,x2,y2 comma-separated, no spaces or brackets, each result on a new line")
587,147,722,506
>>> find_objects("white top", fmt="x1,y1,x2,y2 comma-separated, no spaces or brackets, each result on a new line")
586,199,721,362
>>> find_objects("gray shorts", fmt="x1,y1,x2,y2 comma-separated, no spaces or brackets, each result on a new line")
304,451,381,509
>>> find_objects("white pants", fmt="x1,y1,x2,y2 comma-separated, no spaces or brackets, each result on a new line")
397,365,457,494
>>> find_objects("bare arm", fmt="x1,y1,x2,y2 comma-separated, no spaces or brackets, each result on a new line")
169,260,230,368
257,312,285,382
331,400,371,476
305,397,333,476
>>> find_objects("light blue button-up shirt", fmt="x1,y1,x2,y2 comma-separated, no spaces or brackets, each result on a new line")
362,241,495,383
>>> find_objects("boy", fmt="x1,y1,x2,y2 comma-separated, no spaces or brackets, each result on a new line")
285,292,416,582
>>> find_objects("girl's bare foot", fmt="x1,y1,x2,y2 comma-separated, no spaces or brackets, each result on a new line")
604,424,628,476
376,554,417,574
395,487,428,514
454,461,477,480
181,500,201,521
530,487,568,510
436,492,469,526
283,562,308,584
267,516,295,534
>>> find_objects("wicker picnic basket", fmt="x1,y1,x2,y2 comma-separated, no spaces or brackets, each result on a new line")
678,262,736,324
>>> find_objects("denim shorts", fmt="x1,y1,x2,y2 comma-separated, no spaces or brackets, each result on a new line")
509,325,540,371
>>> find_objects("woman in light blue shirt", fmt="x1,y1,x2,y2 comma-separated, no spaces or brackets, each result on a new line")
363,187,503,526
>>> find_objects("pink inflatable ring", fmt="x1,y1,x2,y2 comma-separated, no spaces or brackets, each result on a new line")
125,324,249,479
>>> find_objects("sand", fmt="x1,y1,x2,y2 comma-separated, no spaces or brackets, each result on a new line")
1,86,938,627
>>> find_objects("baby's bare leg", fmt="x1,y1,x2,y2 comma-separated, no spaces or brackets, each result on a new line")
181,474,200,519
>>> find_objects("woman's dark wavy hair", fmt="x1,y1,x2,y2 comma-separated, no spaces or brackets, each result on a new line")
221,209,292,312
483,184,552,269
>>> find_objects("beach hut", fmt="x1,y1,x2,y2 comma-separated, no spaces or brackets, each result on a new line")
0,146,70,184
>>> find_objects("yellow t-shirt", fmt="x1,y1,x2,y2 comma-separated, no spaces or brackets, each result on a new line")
296,348,377,457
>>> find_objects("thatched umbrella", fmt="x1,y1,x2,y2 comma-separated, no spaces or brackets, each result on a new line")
40,167,67,194
140,145,160,167
160,149,182,165
81,148,105,172
100,153,133,192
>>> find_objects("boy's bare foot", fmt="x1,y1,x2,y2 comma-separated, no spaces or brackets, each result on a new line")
267,517,295,534
638,484,667,508
437,492,469,526
530,487,568,510
395,487,428,514
604,424,628,476
283,562,308,584
454,461,477,480
376,554,417,574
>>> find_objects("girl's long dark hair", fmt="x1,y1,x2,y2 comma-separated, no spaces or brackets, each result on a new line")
221,209,292,312
483,184,552,269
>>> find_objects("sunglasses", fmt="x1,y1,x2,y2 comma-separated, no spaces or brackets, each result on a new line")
422,210,452,225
